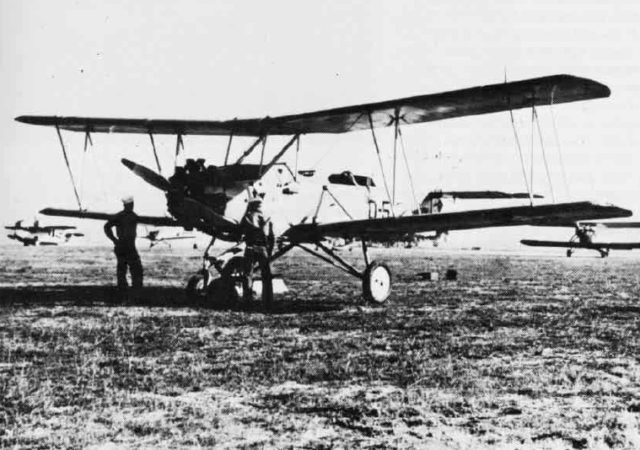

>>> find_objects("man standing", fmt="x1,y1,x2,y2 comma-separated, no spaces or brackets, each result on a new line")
104,196,143,293
239,198,274,306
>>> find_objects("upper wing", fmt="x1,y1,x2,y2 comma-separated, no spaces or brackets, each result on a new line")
40,208,181,227
16,75,609,137
284,202,630,243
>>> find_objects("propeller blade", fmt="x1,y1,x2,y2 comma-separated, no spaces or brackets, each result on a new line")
181,197,238,230
122,158,172,192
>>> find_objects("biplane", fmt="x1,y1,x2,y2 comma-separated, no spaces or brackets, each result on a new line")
5,220,84,246
16,74,632,303
140,229,195,248
521,221,640,257
5,220,77,235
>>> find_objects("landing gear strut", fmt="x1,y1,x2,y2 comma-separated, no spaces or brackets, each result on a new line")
186,238,246,304
296,239,392,304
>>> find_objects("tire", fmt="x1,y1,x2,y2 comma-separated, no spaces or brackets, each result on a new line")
566,249,573,258
362,261,391,304
220,256,247,303
186,272,208,303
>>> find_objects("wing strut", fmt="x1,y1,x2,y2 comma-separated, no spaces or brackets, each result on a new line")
148,132,162,174
533,105,555,203
294,135,301,182
235,136,264,164
80,129,93,204
264,134,300,174
508,96,533,206
530,105,536,199
223,131,234,166
367,112,394,216
258,135,268,176
311,185,354,222
398,128,419,212
312,186,327,222
174,133,184,167
550,88,571,198
55,125,83,210
326,187,353,220
392,108,399,206
83,130,93,152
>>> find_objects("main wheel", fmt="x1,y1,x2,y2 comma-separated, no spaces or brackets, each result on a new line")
186,271,208,302
362,261,391,304
219,256,247,303
566,249,573,258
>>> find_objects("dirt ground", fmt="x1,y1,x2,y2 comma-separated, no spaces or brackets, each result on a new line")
1,245,640,449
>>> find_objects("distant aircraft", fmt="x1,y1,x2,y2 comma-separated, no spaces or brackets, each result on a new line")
17,74,630,303
5,220,83,246
522,221,640,257
5,220,77,236
140,229,195,248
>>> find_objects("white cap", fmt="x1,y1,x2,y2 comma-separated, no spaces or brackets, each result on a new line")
122,196,134,205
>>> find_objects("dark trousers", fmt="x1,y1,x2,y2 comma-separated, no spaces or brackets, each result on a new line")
243,246,272,304
115,246,143,290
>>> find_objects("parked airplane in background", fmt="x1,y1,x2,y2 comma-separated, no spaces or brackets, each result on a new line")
522,221,640,257
5,220,84,246
5,220,77,235
140,229,196,248
17,74,630,303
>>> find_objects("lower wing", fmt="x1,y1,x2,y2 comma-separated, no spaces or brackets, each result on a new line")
284,201,631,243
41,203,239,240
40,208,181,227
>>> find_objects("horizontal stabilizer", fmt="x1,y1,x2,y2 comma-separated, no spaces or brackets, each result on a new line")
328,171,375,187
16,75,609,137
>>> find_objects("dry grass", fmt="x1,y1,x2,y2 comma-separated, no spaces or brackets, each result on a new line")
1,245,640,448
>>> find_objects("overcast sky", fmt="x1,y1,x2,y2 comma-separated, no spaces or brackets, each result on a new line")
2,0,639,247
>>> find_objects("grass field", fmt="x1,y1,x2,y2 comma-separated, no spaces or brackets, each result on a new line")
1,245,640,449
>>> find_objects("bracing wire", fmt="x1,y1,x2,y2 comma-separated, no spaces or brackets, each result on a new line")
367,113,394,215
55,126,83,210
533,105,556,203
79,140,88,205
508,109,533,205
530,106,535,199
398,128,419,211
549,91,570,199
309,144,338,170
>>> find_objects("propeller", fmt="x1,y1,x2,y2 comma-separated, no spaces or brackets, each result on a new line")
121,158,172,192
121,158,238,231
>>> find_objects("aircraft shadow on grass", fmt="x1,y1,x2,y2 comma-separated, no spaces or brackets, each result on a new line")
0,285,346,314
